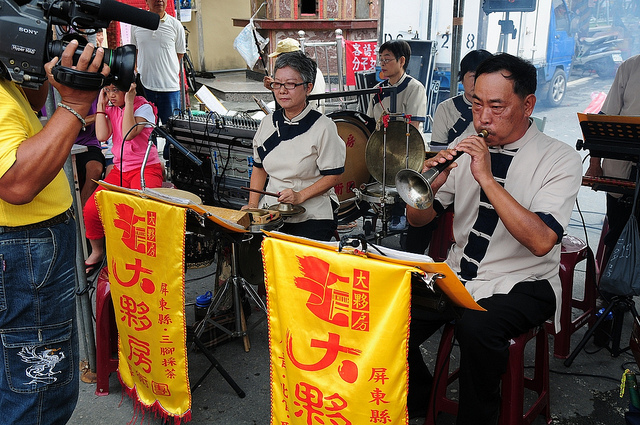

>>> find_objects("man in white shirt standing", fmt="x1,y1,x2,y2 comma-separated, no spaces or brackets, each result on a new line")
131,0,186,159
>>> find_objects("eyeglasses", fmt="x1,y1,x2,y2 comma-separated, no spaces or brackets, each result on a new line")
269,81,308,90
378,57,396,65
103,87,120,94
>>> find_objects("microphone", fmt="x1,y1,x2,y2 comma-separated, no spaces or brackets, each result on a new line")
97,0,160,30
153,126,203,167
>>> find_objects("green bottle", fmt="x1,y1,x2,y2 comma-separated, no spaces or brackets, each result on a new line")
621,369,640,409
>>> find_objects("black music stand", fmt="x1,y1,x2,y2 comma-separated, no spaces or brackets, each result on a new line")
566,114,640,366
192,229,267,352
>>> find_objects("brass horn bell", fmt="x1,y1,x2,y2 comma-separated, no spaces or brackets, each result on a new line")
395,130,488,209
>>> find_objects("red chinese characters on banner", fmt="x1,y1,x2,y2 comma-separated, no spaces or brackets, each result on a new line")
113,203,157,256
344,40,378,86
294,257,372,332
282,258,383,423
110,205,179,396
368,367,392,423
265,236,412,424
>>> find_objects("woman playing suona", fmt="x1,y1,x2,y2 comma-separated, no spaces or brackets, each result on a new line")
244,51,345,241
83,82,163,275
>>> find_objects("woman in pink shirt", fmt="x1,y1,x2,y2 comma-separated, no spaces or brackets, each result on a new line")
83,83,163,275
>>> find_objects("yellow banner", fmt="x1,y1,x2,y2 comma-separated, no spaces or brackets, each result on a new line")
96,190,191,421
263,236,413,425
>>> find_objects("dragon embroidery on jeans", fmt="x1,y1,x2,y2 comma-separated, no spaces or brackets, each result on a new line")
17,347,65,385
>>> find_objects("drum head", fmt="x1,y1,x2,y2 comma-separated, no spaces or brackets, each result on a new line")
328,111,376,222
365,121,424,187
151,187,203,205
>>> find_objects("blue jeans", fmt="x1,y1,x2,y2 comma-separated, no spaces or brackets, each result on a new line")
0,218,79,424
142,89,181,125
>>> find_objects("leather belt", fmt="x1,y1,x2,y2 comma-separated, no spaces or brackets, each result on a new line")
0,209,73,234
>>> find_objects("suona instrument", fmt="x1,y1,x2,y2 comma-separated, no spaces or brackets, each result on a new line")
395,130,488,209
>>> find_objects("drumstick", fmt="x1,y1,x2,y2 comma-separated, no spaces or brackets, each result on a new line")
241,186,280,198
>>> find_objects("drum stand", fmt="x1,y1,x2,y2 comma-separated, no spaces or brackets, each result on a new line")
360,113,415,244
192,231,267,352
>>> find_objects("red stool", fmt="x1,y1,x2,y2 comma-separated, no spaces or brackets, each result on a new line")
424,323,551,425
95,267,118,396
544,235,598,358
428,207,454,262
594,216,610,282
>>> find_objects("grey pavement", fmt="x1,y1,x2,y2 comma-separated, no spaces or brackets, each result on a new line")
68,72,640,424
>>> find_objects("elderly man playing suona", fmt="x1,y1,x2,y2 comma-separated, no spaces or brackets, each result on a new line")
405,53,583,424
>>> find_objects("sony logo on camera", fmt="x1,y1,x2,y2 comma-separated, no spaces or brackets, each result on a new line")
18,26,39,35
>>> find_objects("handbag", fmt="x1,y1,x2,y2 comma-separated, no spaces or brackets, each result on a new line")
599,180,640,296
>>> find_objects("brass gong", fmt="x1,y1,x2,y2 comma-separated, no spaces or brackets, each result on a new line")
365,120,425,187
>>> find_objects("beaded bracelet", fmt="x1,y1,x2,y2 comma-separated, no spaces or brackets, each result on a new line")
57,102,86,131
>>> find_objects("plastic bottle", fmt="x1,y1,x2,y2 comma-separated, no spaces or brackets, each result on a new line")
194,291,213,322
621,369,640,409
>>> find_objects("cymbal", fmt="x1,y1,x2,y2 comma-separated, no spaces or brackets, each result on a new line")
267,203,306,217
365,121,424,187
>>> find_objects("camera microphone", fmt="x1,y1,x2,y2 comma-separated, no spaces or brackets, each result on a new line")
96,0,159,31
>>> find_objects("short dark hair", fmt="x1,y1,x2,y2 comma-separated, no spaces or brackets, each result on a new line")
274,51,317,88
459,49,493,81
474,53,537,98
378,39,412,71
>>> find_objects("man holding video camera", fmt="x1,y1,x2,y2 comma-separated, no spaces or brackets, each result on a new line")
0,39,109,424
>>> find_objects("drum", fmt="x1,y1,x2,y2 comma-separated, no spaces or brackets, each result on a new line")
365,120,425,187
155,188,214,268
328,111,376,223
185,216,217,269
150,187,204,205
356,182,398,205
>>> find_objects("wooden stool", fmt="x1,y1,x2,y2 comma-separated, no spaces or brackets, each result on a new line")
544,235,598,358
424,323,551,425
95,267,118,396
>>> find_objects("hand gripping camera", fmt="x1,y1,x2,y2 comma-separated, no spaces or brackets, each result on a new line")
0,0,160,90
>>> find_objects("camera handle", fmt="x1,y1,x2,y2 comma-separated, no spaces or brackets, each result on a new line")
51,64,105,91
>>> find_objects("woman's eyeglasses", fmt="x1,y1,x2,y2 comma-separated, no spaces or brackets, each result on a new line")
103,88,120,94
269,81,308,90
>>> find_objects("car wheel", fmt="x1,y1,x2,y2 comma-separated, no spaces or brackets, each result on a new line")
546,69,566,107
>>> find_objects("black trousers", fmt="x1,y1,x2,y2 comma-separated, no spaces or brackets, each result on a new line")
408,279,556,425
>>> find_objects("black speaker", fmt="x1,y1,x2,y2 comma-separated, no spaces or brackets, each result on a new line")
482,0,536,13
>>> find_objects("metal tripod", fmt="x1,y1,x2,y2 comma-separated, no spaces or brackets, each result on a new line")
192,231,267,351
565,295,640,366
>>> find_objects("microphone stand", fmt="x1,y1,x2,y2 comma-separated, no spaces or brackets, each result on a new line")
140,124,203,190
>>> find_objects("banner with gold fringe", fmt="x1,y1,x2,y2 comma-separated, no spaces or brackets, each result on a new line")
263,234,414,424
96,189,191,423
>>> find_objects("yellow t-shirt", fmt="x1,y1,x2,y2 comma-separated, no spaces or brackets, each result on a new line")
0,79,72,226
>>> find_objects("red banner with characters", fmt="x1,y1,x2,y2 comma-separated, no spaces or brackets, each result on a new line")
262,233,413,424
96,189,191,423
344,40,378,86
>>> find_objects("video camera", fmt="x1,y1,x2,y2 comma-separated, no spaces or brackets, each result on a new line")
0,0,160,90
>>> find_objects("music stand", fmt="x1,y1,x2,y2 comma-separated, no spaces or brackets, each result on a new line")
357,113,424,243
566,114,640,366
191,226,269,352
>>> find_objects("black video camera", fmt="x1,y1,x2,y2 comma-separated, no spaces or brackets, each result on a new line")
0,0,160,90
